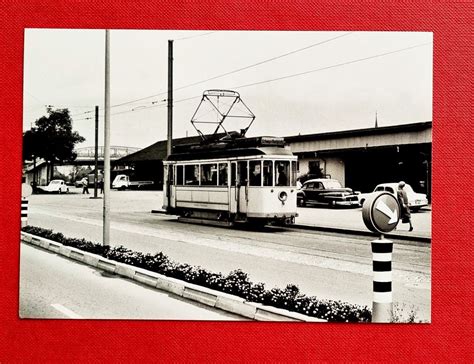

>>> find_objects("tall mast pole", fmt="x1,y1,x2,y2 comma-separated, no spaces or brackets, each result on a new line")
103,29,111,246
167,39,173,157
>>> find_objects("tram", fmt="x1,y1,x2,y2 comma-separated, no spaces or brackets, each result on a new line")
163,135,298,226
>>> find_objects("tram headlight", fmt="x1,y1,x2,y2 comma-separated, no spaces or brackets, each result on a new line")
278,191,288,202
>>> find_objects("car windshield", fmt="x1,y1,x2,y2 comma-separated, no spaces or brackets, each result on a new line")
50,181,60,184
324,180,342,189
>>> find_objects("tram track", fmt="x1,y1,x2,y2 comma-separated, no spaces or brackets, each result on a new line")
29,206,429,270
143,215,431,274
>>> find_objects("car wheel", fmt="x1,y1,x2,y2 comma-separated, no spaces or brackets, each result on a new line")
66,188,69,194
58,189,61,194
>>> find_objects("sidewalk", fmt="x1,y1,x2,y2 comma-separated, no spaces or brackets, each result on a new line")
295,206,431,241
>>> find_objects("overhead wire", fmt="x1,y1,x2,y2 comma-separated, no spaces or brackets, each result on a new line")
174,31,217,41
71,40,431,121
104,32,353,110
231,42,432,91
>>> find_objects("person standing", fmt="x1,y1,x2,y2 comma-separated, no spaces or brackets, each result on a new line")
81,177,90,195
397,181,413,231
277,164,288,186
250,164,262,186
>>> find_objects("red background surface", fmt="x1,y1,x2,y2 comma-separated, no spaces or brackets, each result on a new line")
1,1,472,362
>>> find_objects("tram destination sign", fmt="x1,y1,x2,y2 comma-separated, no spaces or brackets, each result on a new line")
362,192,400,234
260,136,285,146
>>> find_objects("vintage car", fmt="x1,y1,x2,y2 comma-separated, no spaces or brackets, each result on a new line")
358,182,428,212
297,178,360,207
42,179,69,194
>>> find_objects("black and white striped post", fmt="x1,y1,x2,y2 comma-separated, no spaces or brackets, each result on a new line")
371,236,393,322
21,198,29,228
21,183,33,228
362,192,400,323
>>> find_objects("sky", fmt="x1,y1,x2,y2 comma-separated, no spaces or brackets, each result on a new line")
23,29,432,149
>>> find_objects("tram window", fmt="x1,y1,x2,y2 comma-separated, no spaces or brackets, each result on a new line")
291,161,297,187
249,161,262,186
185,165,199,185
176,165,183,186
201,164,217,185
231,163,236,186
263,160,273,186
238,161,248,185
275,161,290,186
218,163,228,186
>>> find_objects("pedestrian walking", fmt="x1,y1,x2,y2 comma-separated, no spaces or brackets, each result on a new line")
397,181,413,231
98,171,104,194
81,177,90,194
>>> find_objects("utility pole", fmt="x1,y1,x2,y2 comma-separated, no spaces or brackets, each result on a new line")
167,39,173,157
103,29,111,246
166,39,173,210
93,105,99,198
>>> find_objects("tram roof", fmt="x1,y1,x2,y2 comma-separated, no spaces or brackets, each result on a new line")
166,146,293,162
165,136,291,161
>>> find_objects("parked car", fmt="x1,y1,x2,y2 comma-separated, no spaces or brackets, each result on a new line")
296,173,328,185
358,182,428,212
297,178,360,207
43,179,69,194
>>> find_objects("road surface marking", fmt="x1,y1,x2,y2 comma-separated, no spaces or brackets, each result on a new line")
51,304,82,319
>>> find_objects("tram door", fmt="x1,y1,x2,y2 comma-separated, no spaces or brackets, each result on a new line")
236,161,248,215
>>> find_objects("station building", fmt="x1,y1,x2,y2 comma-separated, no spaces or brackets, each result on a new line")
286,121,432,198
116,121,432,199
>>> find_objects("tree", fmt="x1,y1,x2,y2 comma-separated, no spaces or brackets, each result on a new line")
23,108,85,183
69,166,92,182
23,127,45,187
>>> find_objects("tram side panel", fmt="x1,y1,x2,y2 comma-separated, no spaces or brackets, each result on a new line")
174,186,229,211
246,187,297,219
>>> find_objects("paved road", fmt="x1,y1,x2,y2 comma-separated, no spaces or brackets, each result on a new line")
19,243,244,320
296,205,431,239
22,190,431,322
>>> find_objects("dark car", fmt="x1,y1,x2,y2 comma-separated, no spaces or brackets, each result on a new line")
297,178,360,207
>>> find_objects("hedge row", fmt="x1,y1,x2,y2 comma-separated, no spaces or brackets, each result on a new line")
22,225,372,322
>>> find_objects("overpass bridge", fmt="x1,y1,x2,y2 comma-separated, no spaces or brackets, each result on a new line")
71,146,140,166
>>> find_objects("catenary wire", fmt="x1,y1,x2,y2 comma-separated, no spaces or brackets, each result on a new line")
71,41,431,121
231,42,432,90
174,31,217,41
106,32,353,109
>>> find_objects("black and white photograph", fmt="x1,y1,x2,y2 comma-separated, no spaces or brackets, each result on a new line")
20,29,432,323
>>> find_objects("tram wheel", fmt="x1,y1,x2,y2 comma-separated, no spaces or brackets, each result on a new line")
248,219,267,229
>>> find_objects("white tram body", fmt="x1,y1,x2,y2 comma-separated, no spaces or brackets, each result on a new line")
163,136,298,225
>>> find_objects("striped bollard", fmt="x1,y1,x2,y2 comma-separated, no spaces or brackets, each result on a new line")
371,237,393,322
21,197,29,228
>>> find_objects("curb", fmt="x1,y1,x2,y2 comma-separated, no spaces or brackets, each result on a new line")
21,232,325,322
288,224,431,243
